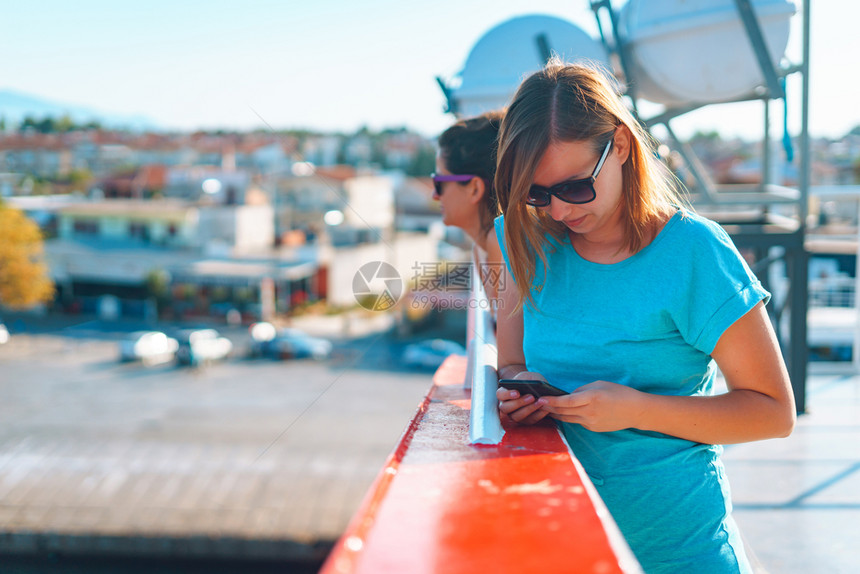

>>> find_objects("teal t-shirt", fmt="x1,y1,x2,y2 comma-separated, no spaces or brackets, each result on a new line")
495,209,767,574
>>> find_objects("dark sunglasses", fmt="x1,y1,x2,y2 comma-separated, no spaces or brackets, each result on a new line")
526,137,614,207
431,173,476,197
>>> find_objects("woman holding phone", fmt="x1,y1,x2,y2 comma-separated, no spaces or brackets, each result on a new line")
493,60,795,573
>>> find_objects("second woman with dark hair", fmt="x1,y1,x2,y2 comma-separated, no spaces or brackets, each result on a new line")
433,111,504,303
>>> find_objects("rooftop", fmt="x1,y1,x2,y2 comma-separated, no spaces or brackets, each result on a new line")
57,198,198,218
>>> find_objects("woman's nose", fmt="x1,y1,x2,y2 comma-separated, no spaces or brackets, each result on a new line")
546,195,573,221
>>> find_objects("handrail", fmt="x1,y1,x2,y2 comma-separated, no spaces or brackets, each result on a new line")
466,262,504,445
319,260,641,574
319,356,641,574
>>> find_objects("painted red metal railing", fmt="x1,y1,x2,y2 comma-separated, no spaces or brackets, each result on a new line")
320,269,641,574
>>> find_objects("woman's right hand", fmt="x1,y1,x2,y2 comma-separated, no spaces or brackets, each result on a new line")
497,371,551,425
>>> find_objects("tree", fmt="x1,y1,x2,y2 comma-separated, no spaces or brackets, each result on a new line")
0,203,55,308
145,268,171,316
690,130,721,143
66,168,94,191
35,117,56,133
16,114,97,133
56,114,75,133
407,144,436,176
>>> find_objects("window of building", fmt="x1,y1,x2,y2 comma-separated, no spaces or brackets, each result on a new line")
128,221,150,242
73,219,99,235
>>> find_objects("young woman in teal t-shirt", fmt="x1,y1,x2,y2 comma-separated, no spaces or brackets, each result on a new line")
493,60,796,574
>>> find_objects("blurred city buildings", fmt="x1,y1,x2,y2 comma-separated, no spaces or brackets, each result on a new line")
1,122,859,326
0,125,443,322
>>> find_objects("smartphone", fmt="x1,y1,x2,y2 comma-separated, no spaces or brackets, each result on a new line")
497,379,567,398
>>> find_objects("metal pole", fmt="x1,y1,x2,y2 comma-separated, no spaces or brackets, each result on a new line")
592,0,640,116
789,0,811,414
799,0,811,227
788,239,808,414
854,202,860,374
733,0,786,99
763,98,771,190
663,122,718,201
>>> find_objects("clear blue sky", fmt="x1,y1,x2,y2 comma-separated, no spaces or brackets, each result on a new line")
1,0,855,139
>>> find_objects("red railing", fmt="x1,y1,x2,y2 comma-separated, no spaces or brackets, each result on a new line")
321,268,641,574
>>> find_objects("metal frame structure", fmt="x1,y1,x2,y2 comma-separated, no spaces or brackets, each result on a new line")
590,0,811,413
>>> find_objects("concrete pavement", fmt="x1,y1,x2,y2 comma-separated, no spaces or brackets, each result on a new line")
1,316,858,572
0,325,433,569
722,369,860,574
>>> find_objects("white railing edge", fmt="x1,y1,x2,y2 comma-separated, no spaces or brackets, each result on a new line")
467,262,504,445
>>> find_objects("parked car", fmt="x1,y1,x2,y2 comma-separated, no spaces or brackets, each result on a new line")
119,330,178,365
175,328,233,366
403,339,466,369
0,321,9,345
249,322,332,360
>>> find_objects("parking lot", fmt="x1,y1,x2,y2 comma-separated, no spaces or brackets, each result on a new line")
0,315,438,569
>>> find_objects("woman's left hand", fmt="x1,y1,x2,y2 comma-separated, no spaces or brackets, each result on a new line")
540,380,646,432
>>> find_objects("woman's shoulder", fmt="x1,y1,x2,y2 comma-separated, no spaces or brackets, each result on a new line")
662,209,747,265
667,208,730,242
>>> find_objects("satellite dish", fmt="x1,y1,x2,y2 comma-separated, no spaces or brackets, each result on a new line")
442,14,609,118
621,0,796,106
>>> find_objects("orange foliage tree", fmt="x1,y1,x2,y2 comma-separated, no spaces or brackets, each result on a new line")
0,202,55,308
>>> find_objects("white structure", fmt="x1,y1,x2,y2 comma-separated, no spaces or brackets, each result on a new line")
57,200,200,248
165,167,252,204
198,205,275,255
323,233,439,307
442,14,608,118
56,199,275,255
620,0,796,106
441,2,796,113
343,174,395,230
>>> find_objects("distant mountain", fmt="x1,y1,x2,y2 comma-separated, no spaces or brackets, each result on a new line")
0,89,159,131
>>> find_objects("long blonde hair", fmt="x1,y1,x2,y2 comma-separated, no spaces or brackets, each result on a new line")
495,59,685,308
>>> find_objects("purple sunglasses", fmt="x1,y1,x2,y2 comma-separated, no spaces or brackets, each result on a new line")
431,173,477,196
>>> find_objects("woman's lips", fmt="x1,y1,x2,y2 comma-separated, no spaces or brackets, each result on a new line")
564,215,586,228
